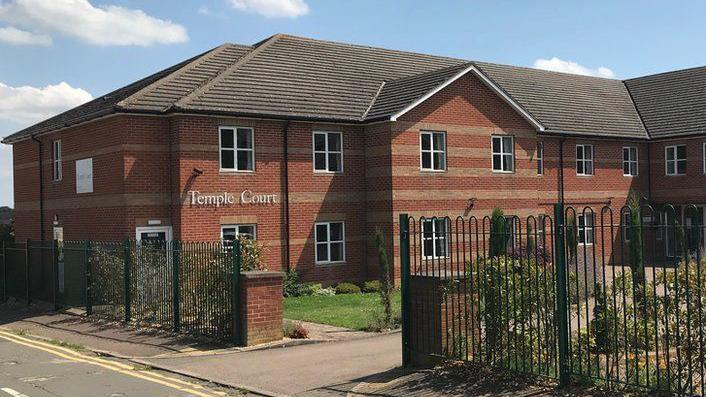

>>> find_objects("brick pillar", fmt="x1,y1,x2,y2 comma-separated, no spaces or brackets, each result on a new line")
409,275,480,367
240,271,284,346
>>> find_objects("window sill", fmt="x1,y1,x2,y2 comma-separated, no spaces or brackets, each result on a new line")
665,174,686,177
315,261,347,267
313,170,344,175
623,174,638,177
492,170,515,174
576,174,594,177
420,169,446,173
220,169,256,174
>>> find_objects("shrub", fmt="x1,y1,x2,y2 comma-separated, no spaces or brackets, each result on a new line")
362,280,381,293
335,282,361,294
489,207,506,257
284,270,305,297
283,321,309,339
374,228,394,328
237,235,266,271
311,284,336,296
366,306,402,332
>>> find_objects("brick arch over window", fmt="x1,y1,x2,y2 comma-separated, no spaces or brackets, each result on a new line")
398,73,536,131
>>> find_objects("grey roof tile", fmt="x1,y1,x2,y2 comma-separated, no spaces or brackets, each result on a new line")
626,66,706,138
3,34,704,143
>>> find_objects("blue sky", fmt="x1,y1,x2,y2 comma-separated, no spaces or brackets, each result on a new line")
1,0,706,207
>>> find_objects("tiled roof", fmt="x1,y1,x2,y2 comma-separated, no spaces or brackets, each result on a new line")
626,66,706,139
475,62,648,139
3,33,704,143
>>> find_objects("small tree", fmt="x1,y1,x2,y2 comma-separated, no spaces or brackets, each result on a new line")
374,228,393,327
627,191,645,307
566,214,578,265
490,207,506,257
237,235,267,271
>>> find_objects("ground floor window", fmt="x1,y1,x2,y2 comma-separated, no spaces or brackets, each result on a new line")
221,224,257,251
422,218,449,259
577,213,594,245
315,222,345,264
135,226,172,245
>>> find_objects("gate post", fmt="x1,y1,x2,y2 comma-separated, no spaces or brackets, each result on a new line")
1,240,6,303
231,240,242,346
52,239,58,310
553,203,570,386
123,239,131,323
84,241,92,316
25,239,31,304
172,240,180,332
399,214,411,367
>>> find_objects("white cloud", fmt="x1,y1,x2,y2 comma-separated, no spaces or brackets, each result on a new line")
0,0,188,46
0,81,93,124
533,57,616,78
228,0,309,18
0,26,51,46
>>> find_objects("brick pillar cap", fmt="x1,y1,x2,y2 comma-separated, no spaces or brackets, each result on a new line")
241,270,285,280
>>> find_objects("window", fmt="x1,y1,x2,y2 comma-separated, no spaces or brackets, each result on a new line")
623,146,638,176
420,131,446,171
221,224,256,241
703,143,706,174
315,222,345,264
577,213,594,245
665,145,686,175
576,144,594,176
491,135,514,172
313,132,343,172
536,142,544,175
52,140,62,181
219,127,254,171
622,212,633,242
422,218,449,259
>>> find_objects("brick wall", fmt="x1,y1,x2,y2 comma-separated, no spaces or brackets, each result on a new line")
239,271,284,346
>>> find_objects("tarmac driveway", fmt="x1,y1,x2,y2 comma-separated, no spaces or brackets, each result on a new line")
143,332,402,396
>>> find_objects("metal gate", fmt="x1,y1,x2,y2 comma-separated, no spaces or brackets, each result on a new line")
400,203,706,395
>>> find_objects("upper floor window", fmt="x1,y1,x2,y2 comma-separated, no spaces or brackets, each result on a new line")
313,131,343,173
665,144,686,175
219,126,254,171
576,144,594,176
491,135,514,173
52,140,62,181
623,146,638,176
536,142,544,175
420,131,446,171
315,221,345,264
577,213,594,245
422,218,449,259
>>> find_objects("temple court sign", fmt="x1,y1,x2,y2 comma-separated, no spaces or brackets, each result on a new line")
188,190,277,207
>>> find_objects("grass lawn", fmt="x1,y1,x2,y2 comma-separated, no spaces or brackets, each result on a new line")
283,291,401,330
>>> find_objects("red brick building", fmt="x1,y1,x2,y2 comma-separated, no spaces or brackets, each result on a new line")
3,34,705,284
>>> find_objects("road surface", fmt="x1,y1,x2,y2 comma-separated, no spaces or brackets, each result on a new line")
0,329,233,397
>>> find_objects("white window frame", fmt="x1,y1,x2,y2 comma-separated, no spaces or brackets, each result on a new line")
419,131,446,172
622,146,638,176
219,126,255,172
665,144,686,176
577,213,594,245
491,135,515,173
314,221,346,264
220,224,257,241
536,142,544,175
622,212,632,242
312,131,344,173
421,218,450,259
52,139,62,181
576,144,594,176
703,143,706,174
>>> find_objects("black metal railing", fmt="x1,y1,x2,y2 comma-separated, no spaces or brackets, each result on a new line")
400,203,706,395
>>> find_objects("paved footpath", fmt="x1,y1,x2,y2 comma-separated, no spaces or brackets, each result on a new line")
0,329,238,397
142,332,402,396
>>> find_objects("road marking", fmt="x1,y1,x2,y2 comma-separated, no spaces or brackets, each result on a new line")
0,330,222,397
1,388,29,397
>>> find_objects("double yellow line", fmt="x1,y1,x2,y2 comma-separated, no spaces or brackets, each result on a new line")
0,329,225,397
